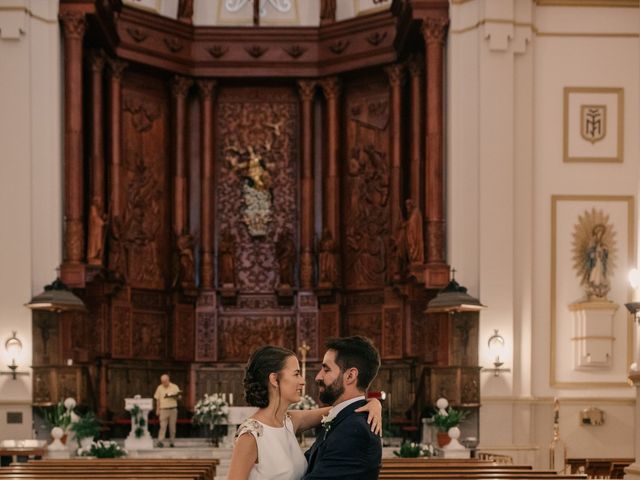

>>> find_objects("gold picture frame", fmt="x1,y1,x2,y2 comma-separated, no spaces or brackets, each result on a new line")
550,195,635,388
563,87,624,163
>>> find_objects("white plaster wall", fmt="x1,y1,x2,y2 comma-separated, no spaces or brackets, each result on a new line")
0,0,62,440
448,0,639,467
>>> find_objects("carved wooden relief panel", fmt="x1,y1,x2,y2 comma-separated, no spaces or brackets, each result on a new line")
343,76,390,289
111,304,133,358
173,305,195,361
216,86,299,293
381,306,403,359
217,314,296,362
132,312,166,359
111,75,170,290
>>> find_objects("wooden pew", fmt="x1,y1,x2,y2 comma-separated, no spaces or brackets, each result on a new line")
0,458,218,480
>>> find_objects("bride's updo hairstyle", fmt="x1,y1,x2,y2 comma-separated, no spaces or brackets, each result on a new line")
244,345,296,408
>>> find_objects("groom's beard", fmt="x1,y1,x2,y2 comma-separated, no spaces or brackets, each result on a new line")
317,374,344,405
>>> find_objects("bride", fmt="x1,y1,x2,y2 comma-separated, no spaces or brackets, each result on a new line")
227,345,382,480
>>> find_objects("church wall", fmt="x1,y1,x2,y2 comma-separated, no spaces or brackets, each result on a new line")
0,0,62,440
449,0,639,467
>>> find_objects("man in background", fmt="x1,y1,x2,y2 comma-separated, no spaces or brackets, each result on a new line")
154,374,181,447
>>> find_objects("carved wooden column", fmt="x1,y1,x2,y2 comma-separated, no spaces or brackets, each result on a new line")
197,80,216,290
107,58,127,220
59,12,87,286
298,80,317,290
408,55,423,209
422,18,449,266
88,50,106,267
320,77,341,285
385,64,405,233
171,76,193,236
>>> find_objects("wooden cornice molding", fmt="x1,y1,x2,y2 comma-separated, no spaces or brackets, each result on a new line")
82,0,436,78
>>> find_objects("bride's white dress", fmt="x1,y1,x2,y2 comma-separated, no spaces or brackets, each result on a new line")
236,416,307,480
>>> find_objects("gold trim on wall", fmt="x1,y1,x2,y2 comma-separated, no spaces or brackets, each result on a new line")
449,20,638,37
482,396,636,405
563,87,624,163
550,195,635,389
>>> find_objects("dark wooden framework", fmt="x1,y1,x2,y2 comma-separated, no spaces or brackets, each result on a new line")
37,0,480,439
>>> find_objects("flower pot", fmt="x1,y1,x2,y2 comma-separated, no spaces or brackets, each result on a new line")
79,437,94,449
436,431,451,447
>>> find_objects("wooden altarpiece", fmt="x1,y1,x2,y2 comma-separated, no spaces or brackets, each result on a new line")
31,0,480,435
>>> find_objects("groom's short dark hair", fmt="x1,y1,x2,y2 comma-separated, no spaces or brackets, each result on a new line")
325,336,381,390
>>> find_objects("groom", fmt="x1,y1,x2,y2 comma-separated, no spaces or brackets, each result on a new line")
303,336,382,479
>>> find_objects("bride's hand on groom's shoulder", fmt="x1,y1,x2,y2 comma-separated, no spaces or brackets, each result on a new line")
355,398,382,436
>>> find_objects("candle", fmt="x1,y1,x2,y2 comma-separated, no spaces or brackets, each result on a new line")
229,393,234,405
222,393,226,402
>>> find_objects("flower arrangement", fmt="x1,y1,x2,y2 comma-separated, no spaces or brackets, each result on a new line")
288,395,318,411
77,440,127,458
38,401,73,430
70,412,101,445
192,394,230,429
393,441,433,458
433,407,469,433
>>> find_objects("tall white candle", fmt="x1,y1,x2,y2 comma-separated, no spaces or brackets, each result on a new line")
229,393,234,405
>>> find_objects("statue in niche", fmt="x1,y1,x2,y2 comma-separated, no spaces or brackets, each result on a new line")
572,208,616,300
224,122,281,237
276,231,296,288
174,230,195,290
87,195,108,266
318,227,338,287
219,229,236,287
405,198,424,264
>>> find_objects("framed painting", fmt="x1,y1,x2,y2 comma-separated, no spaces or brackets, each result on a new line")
563,87,624,163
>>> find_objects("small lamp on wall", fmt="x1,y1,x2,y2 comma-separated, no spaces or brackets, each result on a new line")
482,329,511,377
1,331,26,380
625,269,640,321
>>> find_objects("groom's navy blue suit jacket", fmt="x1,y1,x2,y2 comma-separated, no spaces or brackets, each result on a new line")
302,399,382,480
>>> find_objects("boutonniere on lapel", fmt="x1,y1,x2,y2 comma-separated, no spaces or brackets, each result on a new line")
320,414,334,437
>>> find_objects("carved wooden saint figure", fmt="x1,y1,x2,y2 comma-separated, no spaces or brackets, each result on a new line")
318,227,338,286
219,229,236,287
405,198,424,264
87,195,108,266
387,222,406,283
175,230,195,289
276,231,296,287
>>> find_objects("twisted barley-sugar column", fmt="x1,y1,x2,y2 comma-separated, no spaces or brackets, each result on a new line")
171,75,193,236
60,11,87,264
298,80,317,290
197,80,217,289
422,17,449,264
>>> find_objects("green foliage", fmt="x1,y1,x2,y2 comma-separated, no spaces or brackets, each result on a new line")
393,441,432,458
433,407,469,433
78,440,127,458
70,412,101,442
129,405,146,438
36,402,72,430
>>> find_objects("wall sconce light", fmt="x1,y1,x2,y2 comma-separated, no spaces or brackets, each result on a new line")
482,329,511,376
625,269,640,322
1,331,27,380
